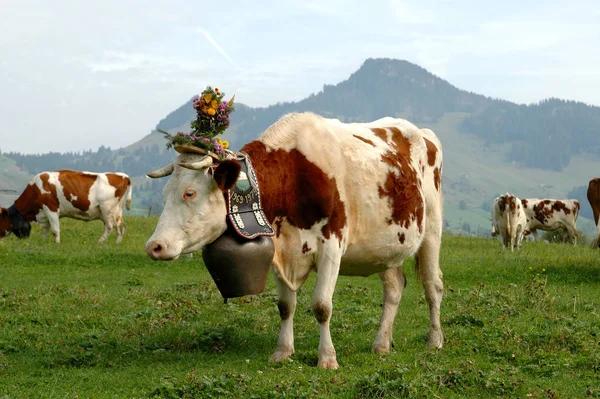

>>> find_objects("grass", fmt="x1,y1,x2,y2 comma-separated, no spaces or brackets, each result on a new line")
0,216,599,398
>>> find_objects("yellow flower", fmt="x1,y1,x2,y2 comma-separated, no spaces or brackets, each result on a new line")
228,95,235,106
210,100,218,109
222,141,229,149
216,137,223,144
207,108,216,116
203,93,213,104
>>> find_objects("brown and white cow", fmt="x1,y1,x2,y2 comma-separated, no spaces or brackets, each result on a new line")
587,177,600,248
0,170,132,243
520,198,580,244
145,112,444,369
491,193,527,251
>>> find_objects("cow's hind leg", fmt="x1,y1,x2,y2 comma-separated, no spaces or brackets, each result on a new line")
115,215,125,244
269,276,297,363
417,235,444,349
372,266,406,354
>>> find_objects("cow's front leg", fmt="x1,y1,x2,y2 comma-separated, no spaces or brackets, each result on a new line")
40,223,50,241
373,266,406,354
269,276,297,363
98,220,114,244
312,249,342,369
45,210,61,243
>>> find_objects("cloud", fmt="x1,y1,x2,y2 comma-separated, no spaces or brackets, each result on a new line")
195,27,240,69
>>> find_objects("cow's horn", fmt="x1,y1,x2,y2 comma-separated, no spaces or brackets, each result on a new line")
147,163,174,178
179,156,214,170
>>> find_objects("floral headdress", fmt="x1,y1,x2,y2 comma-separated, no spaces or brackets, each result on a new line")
159,86,235,159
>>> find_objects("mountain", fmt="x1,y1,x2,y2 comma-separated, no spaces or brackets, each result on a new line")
2,58,600,236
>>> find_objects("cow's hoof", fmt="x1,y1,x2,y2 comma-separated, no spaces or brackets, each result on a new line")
427,330,444,349
317,357,339,369
371,343,390,355
269,347,294,363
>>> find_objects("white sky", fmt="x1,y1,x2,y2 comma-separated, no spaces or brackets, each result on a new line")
1,0,599,154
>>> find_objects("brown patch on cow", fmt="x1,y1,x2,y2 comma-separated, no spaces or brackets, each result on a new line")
397,232,405,243
302,242,311,254
553,200,570,215
58,170,96,212
277,300,290,320
371,128,388,143
423,138,437,166
497,195,507,212
312,302,330,324
14,173,59,221
274,219,283,238
521,199,528,208
376,128,424,232
0,208,11,236
106,173,131,199
433,167,441,191
587,178,600,225
533,201,554,224
353,135,375,146
241,142,347,242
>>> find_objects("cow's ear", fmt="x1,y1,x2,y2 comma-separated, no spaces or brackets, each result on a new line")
213,160,241,191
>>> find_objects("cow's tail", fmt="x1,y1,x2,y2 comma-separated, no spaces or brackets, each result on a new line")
126,178,133,211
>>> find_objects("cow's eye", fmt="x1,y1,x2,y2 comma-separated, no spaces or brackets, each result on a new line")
183,190,197,200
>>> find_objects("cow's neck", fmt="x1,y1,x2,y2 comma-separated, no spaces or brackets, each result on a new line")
14,186,39,222
238,141,279,224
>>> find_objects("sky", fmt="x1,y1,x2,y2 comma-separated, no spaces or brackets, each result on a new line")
1,0,599,154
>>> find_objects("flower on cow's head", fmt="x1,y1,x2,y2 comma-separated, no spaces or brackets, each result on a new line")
159,86,235,159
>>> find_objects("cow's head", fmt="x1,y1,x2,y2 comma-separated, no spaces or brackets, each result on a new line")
145,153,241,260
0,206,32,239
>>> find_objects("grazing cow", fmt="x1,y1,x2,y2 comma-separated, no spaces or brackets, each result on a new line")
146,112,444,369
0,170,132,243
587,177,600,248
520,198,580,244
491,193,527,251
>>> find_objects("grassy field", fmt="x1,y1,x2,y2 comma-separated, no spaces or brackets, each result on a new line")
0,216,599,398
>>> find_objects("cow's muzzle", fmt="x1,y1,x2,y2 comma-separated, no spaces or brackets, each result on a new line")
146,240,179,261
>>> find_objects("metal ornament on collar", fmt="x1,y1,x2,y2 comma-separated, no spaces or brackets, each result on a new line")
226,152,275,239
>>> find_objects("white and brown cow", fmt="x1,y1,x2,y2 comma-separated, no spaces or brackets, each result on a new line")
491,193,527,251
586,177,600,248
520,198,580,244
145,112,444,369
0,170,132,243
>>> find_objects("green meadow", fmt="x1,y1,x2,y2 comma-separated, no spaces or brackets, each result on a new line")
0,217,599,398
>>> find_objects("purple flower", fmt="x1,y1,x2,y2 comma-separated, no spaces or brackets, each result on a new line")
214,144,223,153
192,96,200,103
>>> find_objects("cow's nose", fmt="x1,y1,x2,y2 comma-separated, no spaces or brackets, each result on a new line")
146,240,165,260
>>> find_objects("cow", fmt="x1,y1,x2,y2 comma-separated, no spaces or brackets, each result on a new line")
145,112,444,369
520,198,580,245
0,170,132,243
587,177,600,248
491,193,527,251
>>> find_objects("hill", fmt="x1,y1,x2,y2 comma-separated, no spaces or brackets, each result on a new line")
2,58,599,235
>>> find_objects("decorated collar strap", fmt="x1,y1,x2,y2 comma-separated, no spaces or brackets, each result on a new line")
8,204,31,238
225,153,275,239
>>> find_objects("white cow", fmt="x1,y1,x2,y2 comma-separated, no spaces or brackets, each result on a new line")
491,193,526,251
520,198,580,244
146,112,444,369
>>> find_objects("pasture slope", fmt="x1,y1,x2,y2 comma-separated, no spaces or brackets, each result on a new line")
0,217,599,398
